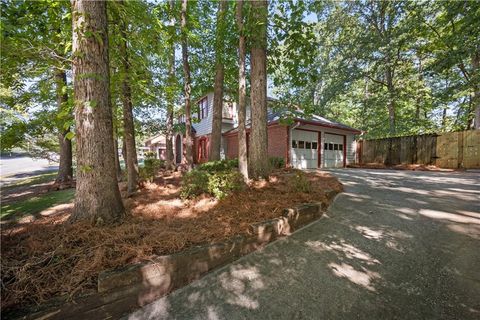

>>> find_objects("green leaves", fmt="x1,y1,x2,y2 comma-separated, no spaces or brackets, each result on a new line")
65,131,75,140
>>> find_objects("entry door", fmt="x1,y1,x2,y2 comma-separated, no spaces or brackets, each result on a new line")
291,129,318,169
323,134,344,168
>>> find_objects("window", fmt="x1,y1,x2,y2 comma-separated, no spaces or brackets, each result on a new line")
223,102,234,119
339,144,343,151
329,143,333,150
306,142,312,149
334,144,338,150
198,97,208,119
324,143,328,150
312,142,318,150
292,140,297,148
298,141,305,148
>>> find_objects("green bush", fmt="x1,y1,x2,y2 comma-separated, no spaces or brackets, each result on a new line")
207,170,245,199
197,159,239,173
180,170,209,199
288,170,312,193
140,158,164,182
268,156,285,169
144,151,157,159
180,162,245,199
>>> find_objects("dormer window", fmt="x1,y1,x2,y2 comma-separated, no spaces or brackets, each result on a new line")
197,97,208,120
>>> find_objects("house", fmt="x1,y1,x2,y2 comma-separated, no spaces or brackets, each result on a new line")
145,92,361,169
144,134,167,160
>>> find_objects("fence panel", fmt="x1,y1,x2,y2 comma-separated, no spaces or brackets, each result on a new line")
359,130,479,169
462,130,480,168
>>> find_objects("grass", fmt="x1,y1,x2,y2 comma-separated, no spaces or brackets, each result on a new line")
1,189,75,221
2,172,57,190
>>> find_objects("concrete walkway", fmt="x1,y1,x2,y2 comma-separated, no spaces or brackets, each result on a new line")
128,169,480,320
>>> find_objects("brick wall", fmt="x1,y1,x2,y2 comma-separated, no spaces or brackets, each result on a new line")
224,124,288,163
225,134,239,159
268,125,288,160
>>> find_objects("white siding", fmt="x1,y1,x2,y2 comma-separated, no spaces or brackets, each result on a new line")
192,92,214,136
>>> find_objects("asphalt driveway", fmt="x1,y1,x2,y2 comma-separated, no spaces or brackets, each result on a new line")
128,169,480,320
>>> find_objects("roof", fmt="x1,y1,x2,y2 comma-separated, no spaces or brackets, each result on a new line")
144,134,166,145
224,108,361,135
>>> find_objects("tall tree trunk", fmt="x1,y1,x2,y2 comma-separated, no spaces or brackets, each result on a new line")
70,0,124,224
165,0,175,170
209,0,227,161
249,0,269,179
54,69,73,187
119,3,138,195
385,66,396,136
113,126,122,180
473,48,480,129
415,54,423,124
111,99,122,181
181,0,193,170
236,0,248,179
442,107,447,128
122,138,127,168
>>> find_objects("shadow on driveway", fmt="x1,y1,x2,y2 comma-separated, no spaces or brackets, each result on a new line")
128,169,480,320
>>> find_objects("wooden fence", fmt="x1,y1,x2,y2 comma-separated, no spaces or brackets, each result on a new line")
357,130,480,169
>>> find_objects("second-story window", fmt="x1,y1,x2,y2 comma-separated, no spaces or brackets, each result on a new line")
197,97,208,120
223,102,234,119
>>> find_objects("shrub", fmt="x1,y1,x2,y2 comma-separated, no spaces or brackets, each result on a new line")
207,170,245,199
197,159,239,173
144,151,157,159
180,170,209,199
140,158,164,182
288,170,312,193
268,156,285,169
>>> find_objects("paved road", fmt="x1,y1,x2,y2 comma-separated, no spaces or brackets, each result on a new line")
0,155,58,186
129,169,480,320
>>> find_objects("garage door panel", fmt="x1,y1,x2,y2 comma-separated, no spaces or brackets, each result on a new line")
291,130,318,169
324,134,344,168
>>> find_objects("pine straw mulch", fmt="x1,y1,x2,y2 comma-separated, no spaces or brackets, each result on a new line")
1,169,342,311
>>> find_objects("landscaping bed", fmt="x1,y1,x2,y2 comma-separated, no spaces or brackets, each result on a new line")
1,168,342,315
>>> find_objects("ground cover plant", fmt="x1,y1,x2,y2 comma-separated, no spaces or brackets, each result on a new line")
1,166,342,311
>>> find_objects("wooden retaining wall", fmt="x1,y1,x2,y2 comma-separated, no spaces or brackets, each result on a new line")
357,130,480,169
6,191,339,320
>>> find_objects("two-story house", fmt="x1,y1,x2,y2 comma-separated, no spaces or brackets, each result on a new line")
144,91,361,169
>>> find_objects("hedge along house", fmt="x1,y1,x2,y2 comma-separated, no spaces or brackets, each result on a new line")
145,91,361,169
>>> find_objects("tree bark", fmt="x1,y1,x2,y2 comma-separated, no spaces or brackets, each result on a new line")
113,126,122,181
119,2,138,195
209,0,227,161
236,0,248,179
385,66,396,136
70,0,124,225
249,0,269,179
111,99,122,181
181,0,193,170
415,54,423,124
54,69,74,187
165,0,175,170
473,48,480,129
